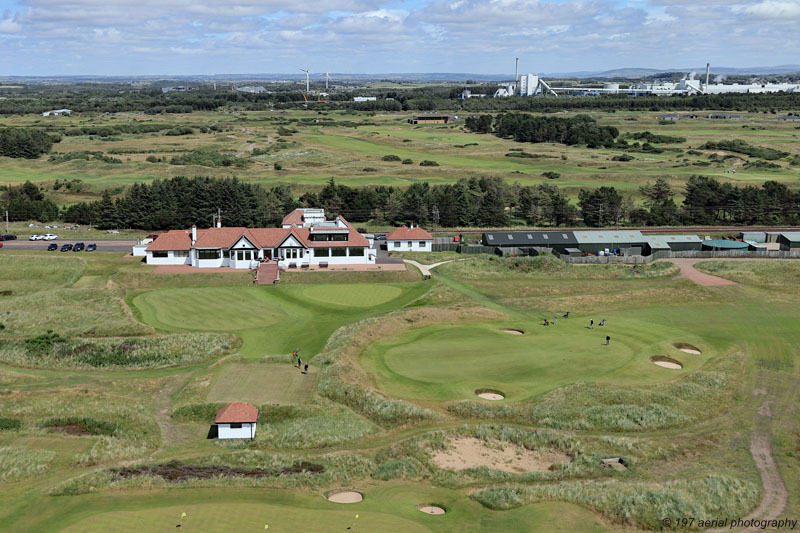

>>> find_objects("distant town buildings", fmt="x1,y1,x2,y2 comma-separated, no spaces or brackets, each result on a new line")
353,96,377,102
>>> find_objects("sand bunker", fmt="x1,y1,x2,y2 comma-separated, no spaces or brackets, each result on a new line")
326,489,363,504
501,329,524,335
475,389,505,401
417,505,446,515
431,437,570,473
674,343,701,354
650,355,683,369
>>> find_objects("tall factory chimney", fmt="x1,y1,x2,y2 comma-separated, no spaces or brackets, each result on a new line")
515,57,519,96
705,63,710,90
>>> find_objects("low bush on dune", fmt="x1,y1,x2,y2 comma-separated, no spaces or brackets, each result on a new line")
0,332,232,369
472,476,759,530
0,417,22,430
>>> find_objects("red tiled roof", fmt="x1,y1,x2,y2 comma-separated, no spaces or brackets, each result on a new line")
215,402,259,424
145,230,192,252
387,225,433,241
193,227,255,249
282,209,305,226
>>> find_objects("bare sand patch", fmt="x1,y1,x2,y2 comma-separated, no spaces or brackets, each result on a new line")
650,355,683,369
417,505,446,515
326,489,363,503
475,389,505,401
673,342,701,354
501,328,524,335
431,437,570,473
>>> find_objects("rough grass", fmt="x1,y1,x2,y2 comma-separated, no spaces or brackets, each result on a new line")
0,288,152,337
373,424,610,488
472,476,759,530
0,254,84,295
448,364,734,431
695,260,800,295
0,332,232,369
437,254,678,280
0,447,57,481
0,391,159,465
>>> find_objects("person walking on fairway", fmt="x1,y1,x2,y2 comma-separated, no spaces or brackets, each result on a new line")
297,356,302,369
292,349,298,365
304,363,309,374
554,315,558,325
605,335,610,346
590,319,594,329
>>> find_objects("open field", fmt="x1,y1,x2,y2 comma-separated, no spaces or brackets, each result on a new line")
0,247,799,531
1,109,799,203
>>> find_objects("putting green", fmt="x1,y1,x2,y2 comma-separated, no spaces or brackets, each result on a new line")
133,287,289,331
298,283,403,308
362,317,706,402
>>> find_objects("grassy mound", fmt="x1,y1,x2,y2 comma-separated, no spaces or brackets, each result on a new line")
0,332,232,369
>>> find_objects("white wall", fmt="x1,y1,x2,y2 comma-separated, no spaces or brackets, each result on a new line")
388,240,432,252
218,422,256,439
145,251,191,265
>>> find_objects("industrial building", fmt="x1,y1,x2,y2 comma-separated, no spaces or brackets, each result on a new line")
481,230,701,256
493,60,800,98
408,115,450,125
778,233,800,251
482,231,577,255
353,96,377,102
778,115,800,122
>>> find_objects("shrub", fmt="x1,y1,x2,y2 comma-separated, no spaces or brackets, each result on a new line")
145,155,158,163
542,171,560,179
699,140,788,160
170,149,249,168
273,163,282,170
402,158,413,164
164,126,195,136
382,154,401,161
0,418,22,430
0,128,57,158
362,167,377,172
612,154,634,162
420,160,439,166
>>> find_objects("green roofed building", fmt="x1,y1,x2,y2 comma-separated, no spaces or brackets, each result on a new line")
572,230,647,255
701,239,749,251
778,233,800,251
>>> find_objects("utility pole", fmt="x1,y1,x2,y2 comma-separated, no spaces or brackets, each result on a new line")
4,210,8,233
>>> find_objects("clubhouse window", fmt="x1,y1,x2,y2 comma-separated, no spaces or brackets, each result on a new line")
349,247,364,256
197,249,221,260
152,251,168,258
315,248,330,257
331,248,347,257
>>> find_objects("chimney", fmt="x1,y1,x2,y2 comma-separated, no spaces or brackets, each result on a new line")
216,216,222,228
191,225,197,245
705,63,710,90
410,222,414,229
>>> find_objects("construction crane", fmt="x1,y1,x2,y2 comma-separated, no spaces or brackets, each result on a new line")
316,89,328,103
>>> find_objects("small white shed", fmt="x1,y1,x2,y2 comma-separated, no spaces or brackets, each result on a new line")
215,402,258,440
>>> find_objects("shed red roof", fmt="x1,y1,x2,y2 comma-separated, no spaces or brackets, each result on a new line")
215,402,259,424
387,225,433,241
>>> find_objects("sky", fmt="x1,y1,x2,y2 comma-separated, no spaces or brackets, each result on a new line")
1,0,799,76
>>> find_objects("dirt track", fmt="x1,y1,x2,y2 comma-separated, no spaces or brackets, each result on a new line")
667,258,738,287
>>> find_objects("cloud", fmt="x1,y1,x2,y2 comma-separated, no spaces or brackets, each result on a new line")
1,0,800,75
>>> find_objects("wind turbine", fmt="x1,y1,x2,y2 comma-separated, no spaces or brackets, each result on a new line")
325,71,330,90
300,67,310,93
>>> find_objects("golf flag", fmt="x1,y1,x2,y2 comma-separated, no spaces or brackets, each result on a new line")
264,525,269,530
355,514,359,519
181,513,187,518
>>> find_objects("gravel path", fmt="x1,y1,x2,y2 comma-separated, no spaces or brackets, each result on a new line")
667,258,738,286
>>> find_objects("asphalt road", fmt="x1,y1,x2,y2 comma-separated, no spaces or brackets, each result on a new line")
1,239,137,253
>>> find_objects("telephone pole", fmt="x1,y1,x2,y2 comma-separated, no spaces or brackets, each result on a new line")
4,210,8,233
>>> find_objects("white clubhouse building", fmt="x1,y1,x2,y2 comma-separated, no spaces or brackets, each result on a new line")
145,209,376,269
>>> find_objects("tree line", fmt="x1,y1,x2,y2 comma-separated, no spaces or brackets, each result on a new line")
0,175,789,230
468,113,620,148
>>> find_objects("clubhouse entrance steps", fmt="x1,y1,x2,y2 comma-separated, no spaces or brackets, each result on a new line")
255,262,280,284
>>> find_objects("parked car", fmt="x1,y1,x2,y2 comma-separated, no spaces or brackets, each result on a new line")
0,242,3,249
86,243,97,252
60,243,73,252
375,234,386,240
0,234,17,241
29,234,43,241
47,243,58,251
43,234,58,240
146,234,159,240
73,242,85,252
